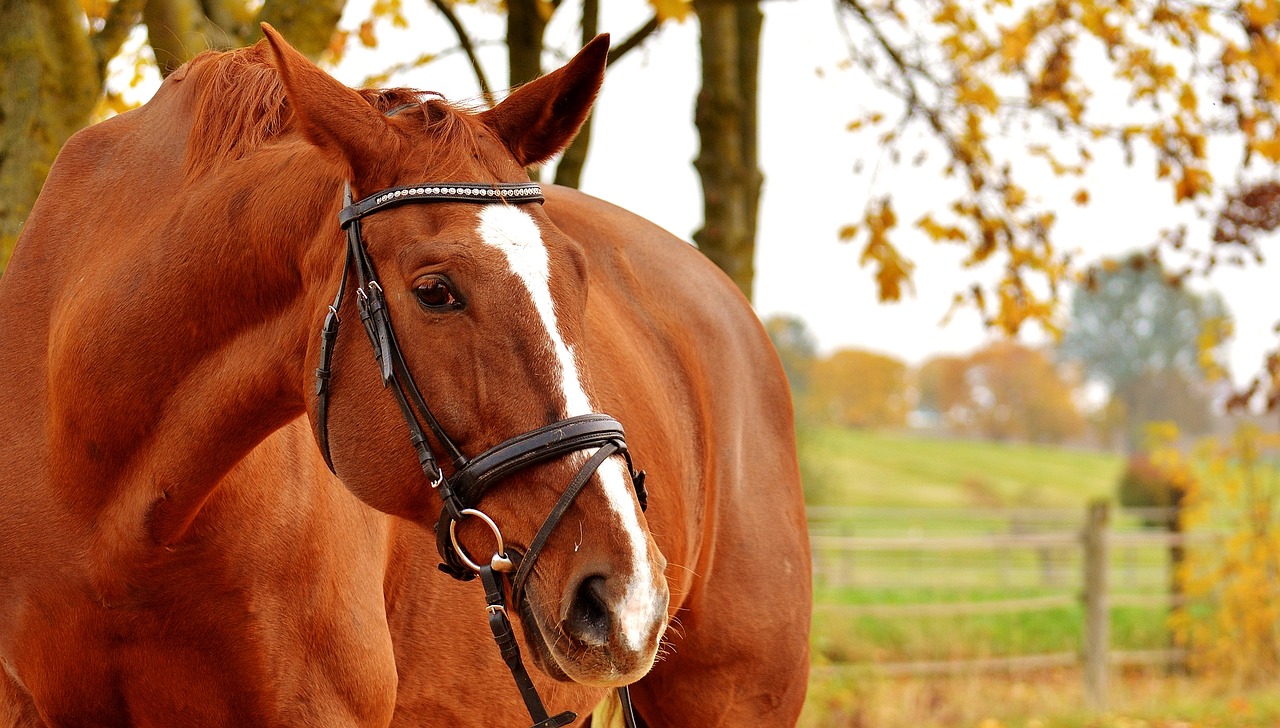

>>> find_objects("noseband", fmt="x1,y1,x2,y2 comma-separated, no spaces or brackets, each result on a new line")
313,174,646,728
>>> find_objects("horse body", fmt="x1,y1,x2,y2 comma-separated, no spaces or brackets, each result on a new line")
0,31,809,727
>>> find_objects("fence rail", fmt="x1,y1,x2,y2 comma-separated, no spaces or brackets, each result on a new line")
812,649,1188,678
810,501,1189,708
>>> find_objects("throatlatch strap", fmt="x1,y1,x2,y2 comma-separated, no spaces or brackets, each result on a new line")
479,566,576,728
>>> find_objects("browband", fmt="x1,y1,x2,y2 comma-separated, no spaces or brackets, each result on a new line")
339,182,544,225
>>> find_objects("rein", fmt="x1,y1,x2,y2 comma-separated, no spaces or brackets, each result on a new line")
313,168,646,727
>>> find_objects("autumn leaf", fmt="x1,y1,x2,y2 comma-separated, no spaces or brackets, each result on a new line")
649,0,693,23
358,20,377,48
325,30,350,64
1175,167,1210,202
917,214,967,242
857,199,914,302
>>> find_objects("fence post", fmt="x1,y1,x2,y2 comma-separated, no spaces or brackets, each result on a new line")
1081,499,1110,711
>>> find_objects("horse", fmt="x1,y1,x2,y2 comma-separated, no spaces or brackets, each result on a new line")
0,26,811,727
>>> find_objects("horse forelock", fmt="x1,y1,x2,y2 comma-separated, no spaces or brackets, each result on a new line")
182,42,487,180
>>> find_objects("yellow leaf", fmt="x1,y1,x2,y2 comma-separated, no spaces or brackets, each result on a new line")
1244,0,1278,28
999,22,1033,67
917,214,967,242
958,80,1000,114
1252,136,1280,161
650,0,693,23
1175,167,1209,201
1179,84,1197,112
358,20,377,48
326,30,350,64
1073,188,1090,205
857,200,913,302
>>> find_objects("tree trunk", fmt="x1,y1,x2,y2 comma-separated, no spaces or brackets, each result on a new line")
507,0,548,181
257,0,346,61
692,0,762,302
0,0,100,267
553,0,597,189
146,0,343,76
0,0,343,270
507,0,547,88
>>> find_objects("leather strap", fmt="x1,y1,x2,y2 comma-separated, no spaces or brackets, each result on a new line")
339,182,543,225
314,171,649,727
435,416,647,581
479,566,577,728
618,685,640,728
510,442,618,607
451,414,626,507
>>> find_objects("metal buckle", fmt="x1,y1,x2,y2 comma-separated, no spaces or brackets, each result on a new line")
449,508,515,573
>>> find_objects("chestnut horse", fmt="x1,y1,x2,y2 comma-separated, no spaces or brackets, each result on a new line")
0,27,810,727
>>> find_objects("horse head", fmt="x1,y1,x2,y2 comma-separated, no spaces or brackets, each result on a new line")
261,27,668,688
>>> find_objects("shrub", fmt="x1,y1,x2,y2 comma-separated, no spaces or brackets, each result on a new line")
1116,452,1185,526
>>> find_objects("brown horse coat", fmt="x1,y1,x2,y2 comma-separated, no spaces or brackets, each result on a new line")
0,31,810,727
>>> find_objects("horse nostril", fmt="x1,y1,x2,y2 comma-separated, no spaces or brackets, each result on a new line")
564,574,612,647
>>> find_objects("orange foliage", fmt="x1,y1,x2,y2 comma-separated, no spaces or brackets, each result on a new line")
805,348,910,429
920,342,1084,443
1165,424,1280,684
836,0,1280,341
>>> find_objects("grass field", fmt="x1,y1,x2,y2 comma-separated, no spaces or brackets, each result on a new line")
801,670,1280,728
798,427,1126,508
795,427,1261,727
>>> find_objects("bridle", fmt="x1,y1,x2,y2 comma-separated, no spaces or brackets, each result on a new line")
313,169,648,727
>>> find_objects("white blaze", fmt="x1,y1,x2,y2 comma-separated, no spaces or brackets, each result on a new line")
476,204,659,651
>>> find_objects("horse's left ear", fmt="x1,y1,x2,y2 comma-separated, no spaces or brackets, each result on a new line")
260,23,392,181
480,34,609,167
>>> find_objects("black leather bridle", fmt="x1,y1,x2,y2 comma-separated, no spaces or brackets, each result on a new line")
313,174,647,728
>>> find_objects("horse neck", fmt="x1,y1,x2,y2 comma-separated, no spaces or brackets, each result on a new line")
34,135,344,548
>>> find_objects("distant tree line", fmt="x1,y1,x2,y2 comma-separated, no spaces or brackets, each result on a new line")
766,252,1228,450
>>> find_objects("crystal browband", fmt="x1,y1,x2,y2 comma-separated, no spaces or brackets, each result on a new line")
339,182,544,225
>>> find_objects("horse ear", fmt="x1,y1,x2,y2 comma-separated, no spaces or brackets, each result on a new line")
260,23,392,180
480,34,609,167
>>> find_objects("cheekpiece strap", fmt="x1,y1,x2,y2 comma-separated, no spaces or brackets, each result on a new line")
339,182,544,226
479,565,577,728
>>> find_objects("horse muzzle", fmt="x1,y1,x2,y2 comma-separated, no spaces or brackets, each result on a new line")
523,553,670,687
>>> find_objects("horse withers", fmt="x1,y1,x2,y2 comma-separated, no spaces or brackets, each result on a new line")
0,25,811,727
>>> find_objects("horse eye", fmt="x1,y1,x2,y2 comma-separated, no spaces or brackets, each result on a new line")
414,277,462,311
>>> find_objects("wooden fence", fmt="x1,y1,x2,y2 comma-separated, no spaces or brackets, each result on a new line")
808,501,1209,709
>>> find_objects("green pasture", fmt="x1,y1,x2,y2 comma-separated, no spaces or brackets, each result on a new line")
796,427,1253,725
798,426,1125,508
811,596,1173,664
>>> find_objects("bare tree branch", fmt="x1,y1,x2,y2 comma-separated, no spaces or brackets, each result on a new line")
607,15,659,66
428,0,495,107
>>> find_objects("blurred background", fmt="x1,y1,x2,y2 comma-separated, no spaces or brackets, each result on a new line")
9,0,1280,725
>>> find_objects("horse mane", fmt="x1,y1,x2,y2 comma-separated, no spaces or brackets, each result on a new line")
183,42,484,178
